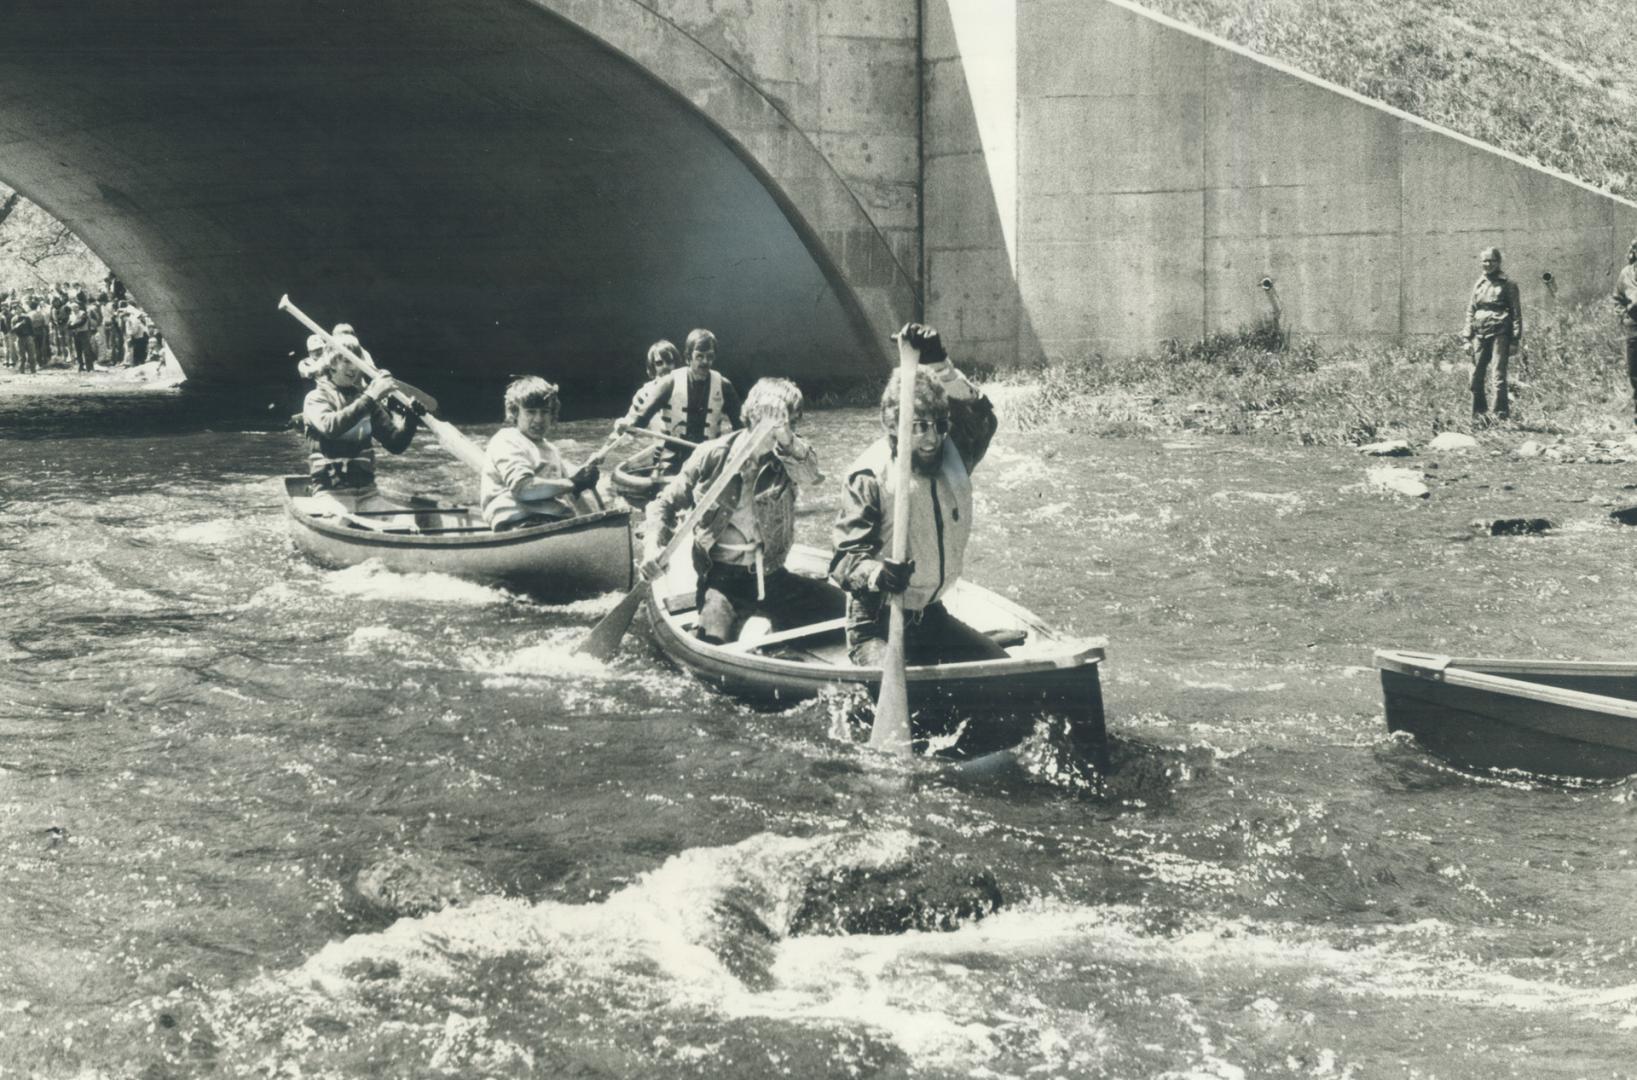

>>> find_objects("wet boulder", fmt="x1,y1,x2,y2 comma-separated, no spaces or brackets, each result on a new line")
787,855,1004,936
355,852,484,919
1471,517,1554,536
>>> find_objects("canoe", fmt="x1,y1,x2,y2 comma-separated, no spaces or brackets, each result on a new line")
609,446,668,509
1375,649,1637,779
281,476,632,600
645,544,1108,769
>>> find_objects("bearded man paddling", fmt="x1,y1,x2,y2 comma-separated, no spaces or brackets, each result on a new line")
829,322,1003,668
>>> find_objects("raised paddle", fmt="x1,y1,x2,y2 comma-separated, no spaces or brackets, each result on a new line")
278,295,488,475
576,421,777,660
867,335,922,755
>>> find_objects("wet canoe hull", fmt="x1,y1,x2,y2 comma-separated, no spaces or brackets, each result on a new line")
646,545,1107,767
610,448,667,509
1375,649,1637,780
281,476,632,601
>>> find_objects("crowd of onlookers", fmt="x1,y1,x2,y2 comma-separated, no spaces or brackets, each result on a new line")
0,276,166,374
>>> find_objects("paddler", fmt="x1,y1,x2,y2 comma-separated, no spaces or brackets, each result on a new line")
480,376,601,530
619,339,681,433
623,328,743,474
641,377,827,644
297,338,420,515
829,322,1002,666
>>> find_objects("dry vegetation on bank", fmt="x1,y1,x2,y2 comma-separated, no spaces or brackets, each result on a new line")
1001,304,1635,446
1141,0,1637,198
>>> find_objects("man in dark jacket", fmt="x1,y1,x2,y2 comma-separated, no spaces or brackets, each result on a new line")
1463,247,1523,419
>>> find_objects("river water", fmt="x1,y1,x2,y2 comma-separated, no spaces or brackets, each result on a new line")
4,377,1637,1078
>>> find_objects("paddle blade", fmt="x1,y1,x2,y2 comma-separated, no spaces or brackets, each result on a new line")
868,604,913,754
577,584,647,660
423,414,488,475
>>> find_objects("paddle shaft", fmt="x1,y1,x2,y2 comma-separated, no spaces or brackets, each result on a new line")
277,295,488,475
576,421,776,659
868,345,922,755
618,425,702,455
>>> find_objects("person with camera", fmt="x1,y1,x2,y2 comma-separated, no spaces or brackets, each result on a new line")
829,322,1002,667
641,377,825,645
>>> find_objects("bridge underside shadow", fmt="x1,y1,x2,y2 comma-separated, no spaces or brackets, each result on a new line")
0,0,878,404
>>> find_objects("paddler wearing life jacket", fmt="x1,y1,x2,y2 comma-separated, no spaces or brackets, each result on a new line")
297,328,419,515
619,339,681,433
480,375,601,530
625,328,744,474
641,377,829,645
829,321,1003,668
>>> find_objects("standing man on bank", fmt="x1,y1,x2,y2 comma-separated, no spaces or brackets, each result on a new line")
1463,246,1523,420
1610,237,1637,427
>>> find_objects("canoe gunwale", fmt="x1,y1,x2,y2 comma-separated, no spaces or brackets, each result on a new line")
281,475,630,552
1373,648,1637,721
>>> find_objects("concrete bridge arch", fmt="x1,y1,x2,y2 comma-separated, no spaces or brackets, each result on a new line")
0,0,917,398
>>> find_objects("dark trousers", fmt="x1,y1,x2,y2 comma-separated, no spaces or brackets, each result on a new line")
72,332,94,371
1470,335,1512,415
694,562,837,645
1624,336,1637,417
845,598,1009,668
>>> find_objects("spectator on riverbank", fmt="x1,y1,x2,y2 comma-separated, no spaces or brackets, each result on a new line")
1463,246,1523,419
28,296,50,368
68,300,95,371
1611,237,1637,426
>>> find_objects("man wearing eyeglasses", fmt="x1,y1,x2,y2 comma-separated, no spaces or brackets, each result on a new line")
829,322,1001,667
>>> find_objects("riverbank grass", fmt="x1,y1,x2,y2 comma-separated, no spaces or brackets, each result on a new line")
1003,305,1634,446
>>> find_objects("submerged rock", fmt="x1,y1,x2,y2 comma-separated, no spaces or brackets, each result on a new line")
788,855,1004,936
355,852,483,919
1366,466,1429,499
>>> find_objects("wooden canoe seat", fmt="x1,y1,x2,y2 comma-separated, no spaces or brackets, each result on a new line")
661,590,699,615
985,627,1029,649
725,616,849,653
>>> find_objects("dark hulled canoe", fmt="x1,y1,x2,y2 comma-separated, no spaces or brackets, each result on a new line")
645,544,1107,768
610,446,668,510
281,476,632,601
1375,649,1637,779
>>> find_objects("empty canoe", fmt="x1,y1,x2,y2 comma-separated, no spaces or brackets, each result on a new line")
1375,648,1637,780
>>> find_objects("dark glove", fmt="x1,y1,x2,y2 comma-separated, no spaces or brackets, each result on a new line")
571,462,600,493
875,557,915,595
895,322,948,365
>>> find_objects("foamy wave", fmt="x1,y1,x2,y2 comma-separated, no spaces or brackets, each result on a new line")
344,625,423,656
465,631,613,680
322,561,512,606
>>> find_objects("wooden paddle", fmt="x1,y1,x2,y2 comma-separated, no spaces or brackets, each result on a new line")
614,422,702,456
576,421,776,660
867,339,922,755
278,295,488,475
